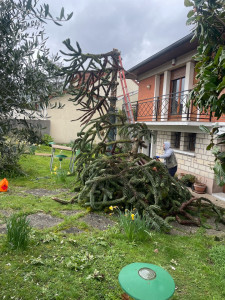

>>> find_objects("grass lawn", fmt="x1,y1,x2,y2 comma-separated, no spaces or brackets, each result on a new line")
0,148,224,300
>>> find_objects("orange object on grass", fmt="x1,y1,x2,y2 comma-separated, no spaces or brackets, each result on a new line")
0,178,8,192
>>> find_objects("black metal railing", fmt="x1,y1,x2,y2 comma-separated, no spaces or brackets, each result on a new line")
122,90,212,122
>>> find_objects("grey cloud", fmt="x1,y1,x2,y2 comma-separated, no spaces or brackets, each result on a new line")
42,0,192,69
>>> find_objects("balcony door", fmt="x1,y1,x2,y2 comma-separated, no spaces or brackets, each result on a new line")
168,67,186,121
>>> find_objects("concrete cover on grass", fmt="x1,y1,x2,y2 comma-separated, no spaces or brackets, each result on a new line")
27,213,63,229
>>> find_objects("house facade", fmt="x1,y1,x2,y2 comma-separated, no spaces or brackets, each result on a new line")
128,34,225,195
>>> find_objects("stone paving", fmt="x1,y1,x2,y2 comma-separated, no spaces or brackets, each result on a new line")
27,213,63,229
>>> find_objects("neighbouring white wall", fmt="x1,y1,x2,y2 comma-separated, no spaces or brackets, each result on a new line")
47,79,139,143
47,94,88,144
116,78,139,110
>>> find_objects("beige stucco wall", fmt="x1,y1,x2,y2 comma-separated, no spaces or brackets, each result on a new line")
47,94,87,143
47,79,139,144
155,130,220,194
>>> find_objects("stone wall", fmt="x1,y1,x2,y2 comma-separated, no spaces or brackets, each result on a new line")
155,130,219,194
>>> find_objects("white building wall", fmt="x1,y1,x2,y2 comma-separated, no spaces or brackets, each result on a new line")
47,79,138,143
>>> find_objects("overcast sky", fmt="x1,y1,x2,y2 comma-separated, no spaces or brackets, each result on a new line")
43,0,192,70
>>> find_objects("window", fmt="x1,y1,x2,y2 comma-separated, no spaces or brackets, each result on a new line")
170,78,185,115
186,133,196,151
171,132,196,152
171,132,181,149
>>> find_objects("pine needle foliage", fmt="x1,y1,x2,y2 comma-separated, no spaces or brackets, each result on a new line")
60,44,121,125
73,113,191,231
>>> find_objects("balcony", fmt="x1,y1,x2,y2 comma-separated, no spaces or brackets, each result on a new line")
124,90,214,123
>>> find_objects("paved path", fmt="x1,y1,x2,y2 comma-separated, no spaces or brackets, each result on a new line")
189,189,225,209
35,153,51,157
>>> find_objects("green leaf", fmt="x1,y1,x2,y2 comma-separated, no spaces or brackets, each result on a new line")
219,49,225,64
186,16,196,25
217,76,225,92
206,143,214,150
187,10,195,18
213,161,225,186
214,46,223,65
212,126,219,134
53,20,62,26
44,4,49,17
217,152,225,160
204,82,216,91
67,12,73,20
199,125,210,134
60,7,64,20
184,0,194,7
26,0,32,10
76,42,82,54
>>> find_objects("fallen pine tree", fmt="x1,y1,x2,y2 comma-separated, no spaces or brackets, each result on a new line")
52,113,224,231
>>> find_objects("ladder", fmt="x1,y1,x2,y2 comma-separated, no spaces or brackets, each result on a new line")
118,55,135,124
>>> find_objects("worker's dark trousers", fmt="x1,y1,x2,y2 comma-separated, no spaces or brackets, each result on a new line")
168,166,177,177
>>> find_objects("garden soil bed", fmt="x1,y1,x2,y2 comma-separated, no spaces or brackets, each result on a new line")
80,213,116,230
170,217,225,236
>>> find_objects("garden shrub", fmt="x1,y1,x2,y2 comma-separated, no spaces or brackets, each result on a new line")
0,139,25,177
180,174,196,187
41,134,54,146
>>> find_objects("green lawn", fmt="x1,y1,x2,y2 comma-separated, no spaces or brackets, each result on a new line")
0,148,224,300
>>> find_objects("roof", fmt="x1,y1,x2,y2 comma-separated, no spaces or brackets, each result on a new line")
128,33,198,78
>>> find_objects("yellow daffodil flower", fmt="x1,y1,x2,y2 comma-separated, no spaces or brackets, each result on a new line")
131,214,135,221
109,206,113,211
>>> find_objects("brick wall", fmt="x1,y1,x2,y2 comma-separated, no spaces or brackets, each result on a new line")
138,76,155,100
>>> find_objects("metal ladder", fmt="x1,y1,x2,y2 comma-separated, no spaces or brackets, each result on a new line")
118,55,135,124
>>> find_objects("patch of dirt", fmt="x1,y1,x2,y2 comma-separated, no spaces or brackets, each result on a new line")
61,227,83,234
24,189,68,197
170,218,225,236
81,213,115,231
169,222,198,236
0,210,14,217
27,213,63,229
0,224,6,234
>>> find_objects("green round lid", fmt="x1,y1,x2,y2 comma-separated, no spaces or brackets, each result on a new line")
118,263,175,300
55,154,67,158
